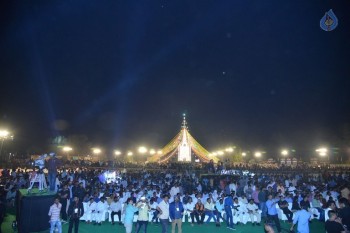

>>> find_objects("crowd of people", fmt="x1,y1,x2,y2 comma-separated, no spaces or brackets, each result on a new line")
0,158,350,233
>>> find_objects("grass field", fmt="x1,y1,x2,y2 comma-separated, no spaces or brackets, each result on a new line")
2,211,326,233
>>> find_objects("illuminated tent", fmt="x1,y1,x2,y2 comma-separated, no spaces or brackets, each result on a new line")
148,115,218,163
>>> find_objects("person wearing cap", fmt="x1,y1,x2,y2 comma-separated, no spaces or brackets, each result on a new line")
135,196,150,233
68,196,84,233
246,199,261,226
169,195,184,233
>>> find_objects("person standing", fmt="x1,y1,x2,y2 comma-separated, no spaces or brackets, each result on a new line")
266,194,281,233
135,196,150,233
124,198,139,233
48,198,62,233
259,187,267,218
59,184,70,222
338,197,350,230
157,195,170,233
290,204,312,233
169,196,184,233
325,210,346,233
47,153,59,192
68,196,84,233
224,193,235,230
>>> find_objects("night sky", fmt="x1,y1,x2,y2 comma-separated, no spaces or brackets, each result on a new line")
1,1,350,156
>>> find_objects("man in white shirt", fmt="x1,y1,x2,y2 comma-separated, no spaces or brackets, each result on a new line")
233,197,248,224
94,197,108,225
157,195,170,233
110,196,122,225
86,198,96,224
48,198,62,233
170,184,180,198
184,197,195,226
325,201,336,222
229,182,237,193
204,198,217,223
246,199,261,226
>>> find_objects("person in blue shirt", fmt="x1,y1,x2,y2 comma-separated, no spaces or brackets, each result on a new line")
290,204,312,233
266,194,281,233
224,193,236,230
124,198,139,233
169,196,184,233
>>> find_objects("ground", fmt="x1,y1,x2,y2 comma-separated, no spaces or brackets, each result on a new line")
2,211,325,233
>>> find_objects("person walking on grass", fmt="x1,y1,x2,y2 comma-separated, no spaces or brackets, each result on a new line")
170,196,184,233
48,197,62,233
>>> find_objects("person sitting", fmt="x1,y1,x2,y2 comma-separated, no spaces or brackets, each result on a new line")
292,196,301,212
246,199,261,226
233,197,248,225
194,199,205,224
85,198,96,224
184,197,195,226
278,196,293,222
5,188,16,207
94,197,108,225
312,194,325,221
110,196,122,225
204,197,217,223
214,198,225,227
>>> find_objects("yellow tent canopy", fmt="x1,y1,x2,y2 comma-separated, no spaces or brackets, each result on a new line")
148,115,218,163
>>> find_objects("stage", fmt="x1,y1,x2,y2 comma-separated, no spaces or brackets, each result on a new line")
16,189,57,233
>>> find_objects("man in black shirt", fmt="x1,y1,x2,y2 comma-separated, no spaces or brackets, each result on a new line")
59,184,70,221
68,196,84,233
278,197,293,222
338,197,350,230
325,210,345,233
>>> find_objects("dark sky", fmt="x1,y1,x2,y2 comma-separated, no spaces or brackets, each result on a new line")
1,0,350,155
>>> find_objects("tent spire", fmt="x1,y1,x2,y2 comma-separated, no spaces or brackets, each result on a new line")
182,113,187,129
